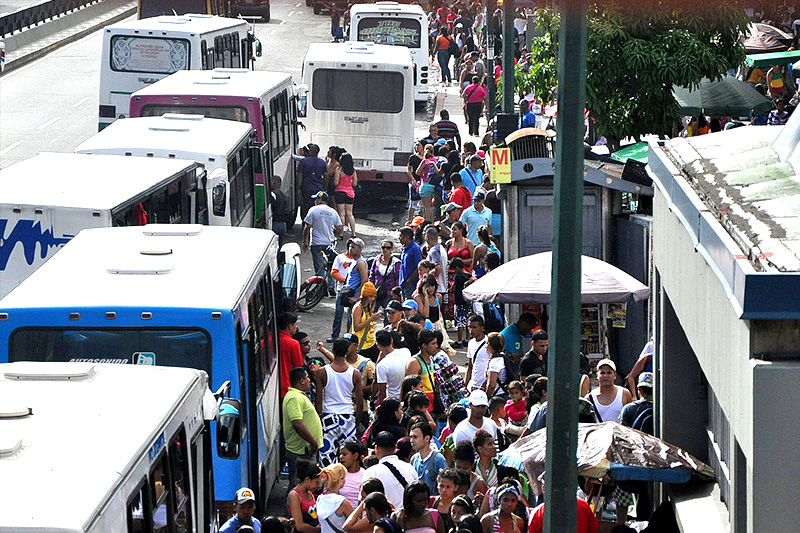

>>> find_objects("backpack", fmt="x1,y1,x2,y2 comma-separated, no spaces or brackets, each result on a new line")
631,401,653,435
501,352,520,387
482,303,503,333
448,37,460,58
426,162,443,187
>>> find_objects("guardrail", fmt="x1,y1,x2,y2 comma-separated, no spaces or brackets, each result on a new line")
1,0,100,38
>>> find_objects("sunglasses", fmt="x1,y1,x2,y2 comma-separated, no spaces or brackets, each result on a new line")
381,245,393,250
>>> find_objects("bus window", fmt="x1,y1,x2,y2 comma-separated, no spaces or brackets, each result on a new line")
231,33,241,68
264,269,278,374
235,321,248,436
110,36,190,74
227,147,254,226
127,480,153,533
279,92,290,155
201,40,208,70
150,453,173,532
168,428,192,533
312,69,404,113
269,97,279,156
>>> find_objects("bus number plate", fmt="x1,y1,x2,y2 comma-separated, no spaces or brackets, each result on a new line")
344,116,369,124
352,159,370,168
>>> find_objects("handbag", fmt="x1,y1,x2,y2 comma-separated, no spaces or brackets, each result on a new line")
375,262,390,302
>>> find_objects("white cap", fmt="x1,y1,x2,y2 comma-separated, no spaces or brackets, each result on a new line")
468,389,489,407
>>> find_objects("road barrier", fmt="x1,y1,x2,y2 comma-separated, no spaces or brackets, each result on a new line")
1,0,100,38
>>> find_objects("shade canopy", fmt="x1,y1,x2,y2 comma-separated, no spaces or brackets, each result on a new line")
462,251,651,304
673,76,773,117
610,141,649,164
742,23,792,54
746,50,800,68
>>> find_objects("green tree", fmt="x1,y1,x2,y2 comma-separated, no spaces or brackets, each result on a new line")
526,1,751,149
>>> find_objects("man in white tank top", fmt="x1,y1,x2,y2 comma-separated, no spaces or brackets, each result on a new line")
315,338,363,466
585,359,632,423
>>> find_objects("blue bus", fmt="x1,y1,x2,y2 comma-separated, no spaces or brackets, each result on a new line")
0,224,282,523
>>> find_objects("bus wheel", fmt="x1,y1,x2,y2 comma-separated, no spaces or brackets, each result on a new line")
263,4,270,21
313,3,321,14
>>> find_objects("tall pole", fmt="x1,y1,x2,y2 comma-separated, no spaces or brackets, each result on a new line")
543,1,587,532
486,0,497,120
502,0,515,113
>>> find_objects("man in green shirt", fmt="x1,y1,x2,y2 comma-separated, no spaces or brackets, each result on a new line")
283,366,323,489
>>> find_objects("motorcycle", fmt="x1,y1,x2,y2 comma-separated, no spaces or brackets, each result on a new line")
295,245,338,312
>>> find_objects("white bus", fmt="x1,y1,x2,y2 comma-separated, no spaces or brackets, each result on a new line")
348,2,430,103
0,362,221,532
0,224,284,520
130,69,301,225
0,152,205,299
99,14,257,130
299,42,415,184
76,114,261,228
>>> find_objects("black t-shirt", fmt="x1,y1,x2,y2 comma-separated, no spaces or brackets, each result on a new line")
453,16,472,32
440,163,463,191
520,350,547,378
408,153,423,180
270,189,292,223
453,271,471,305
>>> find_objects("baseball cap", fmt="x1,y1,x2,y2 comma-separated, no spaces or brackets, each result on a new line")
409,216,425,228
347,237,365,249
468,389,489,407
342,332,359,344
386,300,403,313
424,319,435,330
443,202,462,214
469,154,482,163
435,138,447,145
235,487,256,504
596,358,616,372
476,150,486,158
402,299,418,310
473,190,487,201
638,372,654,388
311,191,328,200
375,431,398,449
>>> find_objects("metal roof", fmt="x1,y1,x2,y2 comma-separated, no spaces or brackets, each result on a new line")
132,68,292,100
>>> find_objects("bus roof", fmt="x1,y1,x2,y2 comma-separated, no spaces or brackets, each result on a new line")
350,2,426,16
132,69,293,100
0,225,277,311
105,14,249,35
303,42,413,68
75,114,254,160
0,362,206,531
0,153,198,210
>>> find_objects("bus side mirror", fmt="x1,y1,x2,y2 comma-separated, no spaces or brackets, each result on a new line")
255,41,263,57
297,85,308,118
212,181,227,217
216,398,241,459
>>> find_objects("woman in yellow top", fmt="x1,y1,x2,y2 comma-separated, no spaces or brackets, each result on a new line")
351,281,381,362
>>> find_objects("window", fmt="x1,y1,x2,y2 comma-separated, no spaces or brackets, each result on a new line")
231,32,241,68
201,40,208,70
127,480,153,533
312,69,404,113
139,104,249,123
110,36,190,73
168,429,192,533
265,268,278,374
356,17,422,48
249,276,273,393
227,146,254,225
150,453,172,532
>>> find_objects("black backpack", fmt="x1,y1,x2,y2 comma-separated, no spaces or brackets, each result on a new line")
448,37,460,58
631,401,653,435
501,352,520,387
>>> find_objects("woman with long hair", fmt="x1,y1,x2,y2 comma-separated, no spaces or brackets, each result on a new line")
471,226,501,278
413,274,441,324
287,459,322,533
369,240,401,311
327,146,344,212
479,483,525,533
339,441,366,508
366,397,406,447
335,152,359,237
351,282,382,362
446,222,474,273
416,145,440,222
482,333,507,398
391,481,443,533
318,464,356,533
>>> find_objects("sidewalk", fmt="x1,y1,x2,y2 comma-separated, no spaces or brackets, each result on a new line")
433,78,491,149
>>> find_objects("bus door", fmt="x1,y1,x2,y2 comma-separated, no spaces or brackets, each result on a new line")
236,320,260,507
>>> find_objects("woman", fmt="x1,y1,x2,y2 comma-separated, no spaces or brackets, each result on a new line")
351,282,382,362
414,274,441,324
373,518,403,533
434,27,453,84
318,464,355,533
391,481,443,533
447,222,474,272
339,442,366,508
449,498,474,527
335,152,359,238
365,397,407,447
431,469,459,533
327,146,344,213
440,150,463,199
416,145,440,222
472,429,498,490
287,459,322,533
479,483,525,533
407,141,425,224
527,376,547,419
369,240,401,311
471,226,501,278
482,333,507,398
452,441,488,500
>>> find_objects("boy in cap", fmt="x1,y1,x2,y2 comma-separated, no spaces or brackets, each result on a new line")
452,389,498,445
459,189,492,244
219,487,261,532
585,358,632,423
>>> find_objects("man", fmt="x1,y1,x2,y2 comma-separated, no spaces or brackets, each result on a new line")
282,366,322,489
585,358,632,423
419,124,439,146
279,312,304,398
342,237,369,307
297,143,328,219
402,299,419,319
363,431,419,508
410,421,448,494
315,338,363,466
448,175,472,219
375,329,412,403
500,312,537,363
529,497,598,533
518,98,536,129
453,8,473,35
345,492,393,532
452,389,498,445
269,175,292,247
459,189,492,243
618,372,655,522
520,329,548,379
343,331,375,428
303,191,343,283
434,110,461,150
384,300,404,331
626,340,653,399
462,75,487,137
399,227,423,299
405,329,440,412
458,154,484,195
471,52,485,84
327,239,359,341
424,226,448,302
465,315,489,391
219,487,261,533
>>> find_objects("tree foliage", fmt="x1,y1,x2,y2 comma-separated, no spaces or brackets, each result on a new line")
526,1,751,147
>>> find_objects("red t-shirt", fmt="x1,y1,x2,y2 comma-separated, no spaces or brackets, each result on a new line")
463,83,486,104
449,187,472,216
528,498,598,533
279,330,304,398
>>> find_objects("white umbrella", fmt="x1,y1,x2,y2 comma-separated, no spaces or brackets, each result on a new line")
463,251,650,304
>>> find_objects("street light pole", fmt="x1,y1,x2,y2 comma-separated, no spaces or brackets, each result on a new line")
544,0,587,532
502,0,515,114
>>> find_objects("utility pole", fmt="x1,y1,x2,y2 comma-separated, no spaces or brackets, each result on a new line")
502,0,514,114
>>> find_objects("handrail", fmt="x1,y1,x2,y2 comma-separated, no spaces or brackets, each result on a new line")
1,0,100,38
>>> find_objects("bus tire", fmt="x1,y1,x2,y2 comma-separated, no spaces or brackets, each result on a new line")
263,5,270,21
296,280,326,311
313,3,321,14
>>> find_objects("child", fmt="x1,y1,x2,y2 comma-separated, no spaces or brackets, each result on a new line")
450,257,472,348
440,404,468,466
488,396,510,452
504,381,527,425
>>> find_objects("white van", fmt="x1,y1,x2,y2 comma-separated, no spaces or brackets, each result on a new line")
0,362,224,532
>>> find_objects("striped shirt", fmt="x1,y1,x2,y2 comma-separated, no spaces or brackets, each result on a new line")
435,119,460,141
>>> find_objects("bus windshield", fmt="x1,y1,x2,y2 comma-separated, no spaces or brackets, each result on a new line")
110,36,190,74
312,69,404,113
356,18,421,48
9,328,212,376
139,104,250,123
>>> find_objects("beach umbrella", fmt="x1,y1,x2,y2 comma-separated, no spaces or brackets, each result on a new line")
673,76,773,117
742,23,792,54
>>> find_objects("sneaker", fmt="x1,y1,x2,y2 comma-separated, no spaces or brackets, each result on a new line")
327,337,336,343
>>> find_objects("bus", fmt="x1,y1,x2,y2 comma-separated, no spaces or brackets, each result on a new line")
299,42,415,184
348,2,430,103
99,15,258,130
0,152,205,299
138,0,231,18
130,68,300,225
0,224,283,521
76,114,262,228
0,362,221,532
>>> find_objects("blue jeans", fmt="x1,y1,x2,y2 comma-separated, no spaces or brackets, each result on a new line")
332,291,352,338
310,244,333,287
401,282,415,300
437,50,451,82
272,221,286,248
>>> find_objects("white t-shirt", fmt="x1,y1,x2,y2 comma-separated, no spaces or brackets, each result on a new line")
452,416,498,446
363,455,419,508
304,205,342,246
427,243,448,293
332,253,356,292
486,356,507,396
467,336,490,390
376,348,412,399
